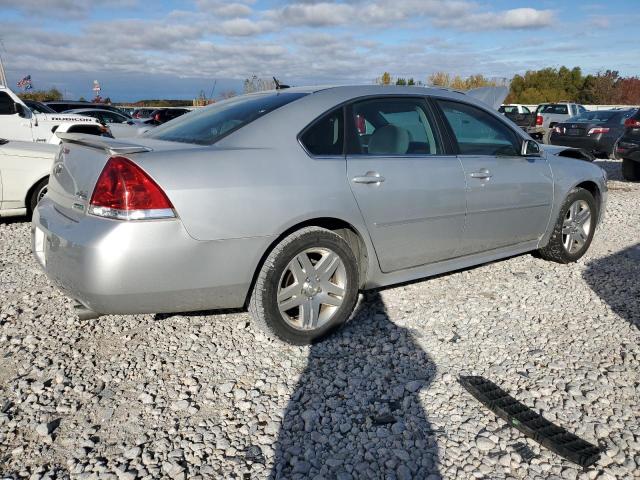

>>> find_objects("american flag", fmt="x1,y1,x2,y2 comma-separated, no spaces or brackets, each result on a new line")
17,74,32,90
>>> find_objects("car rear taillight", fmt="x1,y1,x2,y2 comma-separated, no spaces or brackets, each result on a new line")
89,156,175,220
536,115,543,126
587,127,610,135
624,118,640,128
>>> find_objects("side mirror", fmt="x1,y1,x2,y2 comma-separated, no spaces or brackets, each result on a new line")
522,139,541,157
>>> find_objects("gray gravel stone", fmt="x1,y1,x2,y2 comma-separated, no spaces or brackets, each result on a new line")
0,160,637,479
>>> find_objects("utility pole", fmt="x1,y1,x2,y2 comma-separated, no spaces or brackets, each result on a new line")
0,51,7,87
0,38,7,87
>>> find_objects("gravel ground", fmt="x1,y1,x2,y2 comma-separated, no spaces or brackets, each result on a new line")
1,159,638,480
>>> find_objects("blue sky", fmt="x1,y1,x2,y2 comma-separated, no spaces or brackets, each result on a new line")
0,0,638,101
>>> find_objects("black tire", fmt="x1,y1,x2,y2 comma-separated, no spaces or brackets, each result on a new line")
622,158,640,181
29,177,49,214
538,188,597,264
249,227,360,345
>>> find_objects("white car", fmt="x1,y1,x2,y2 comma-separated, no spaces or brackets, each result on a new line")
63,108,151,138
0,139,57,217
0,85,110,143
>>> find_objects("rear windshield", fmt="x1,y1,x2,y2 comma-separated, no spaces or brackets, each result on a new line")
145,92,307,145
537,104,568,114
566,111,619,124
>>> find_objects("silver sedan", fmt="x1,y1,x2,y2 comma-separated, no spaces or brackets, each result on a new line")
32,85,607,345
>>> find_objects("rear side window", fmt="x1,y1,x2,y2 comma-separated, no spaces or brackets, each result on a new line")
437,100,520,156
146,93,307,145
346,97,440,155
0,92,14,115
300,108,343,156
569,111,617,124
538,104,569,115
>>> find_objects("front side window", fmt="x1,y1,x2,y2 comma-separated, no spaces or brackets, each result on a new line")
437,99,520,156
299,108,343,156
347,98,440,155
100,111,127,124
0,92,15,115
146,92,307,145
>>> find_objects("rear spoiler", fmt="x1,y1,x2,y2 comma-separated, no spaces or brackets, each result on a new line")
56,132,153,155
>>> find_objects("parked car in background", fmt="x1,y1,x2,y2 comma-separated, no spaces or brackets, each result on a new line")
0,85,111,143
23,100,56,114
550,109,637,159
63,108,149,138
614,109,640,181
499,104,536,131
33,85,606,346
131,108,156,119
146,108,190,125
45,101,132,119
0,139,57,217
529,102,588,142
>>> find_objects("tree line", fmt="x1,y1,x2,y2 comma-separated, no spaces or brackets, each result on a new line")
377,67,640,104
16,67,640,106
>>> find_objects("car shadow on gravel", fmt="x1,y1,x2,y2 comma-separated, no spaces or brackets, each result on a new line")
269,291,441,479
582,243,640,329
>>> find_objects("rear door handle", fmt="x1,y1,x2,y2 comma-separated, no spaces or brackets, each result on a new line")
352,171,385,184
469,168,492,180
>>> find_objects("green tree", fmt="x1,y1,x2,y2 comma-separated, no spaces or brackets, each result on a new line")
395,78,407,86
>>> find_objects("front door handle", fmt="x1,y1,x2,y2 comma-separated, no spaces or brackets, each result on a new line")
352,171,385,184
469,168,492,180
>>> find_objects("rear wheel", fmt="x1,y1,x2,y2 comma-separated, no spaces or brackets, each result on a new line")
622,158,640,181
538,188,597,263
249,227,359,345
29,178,49,214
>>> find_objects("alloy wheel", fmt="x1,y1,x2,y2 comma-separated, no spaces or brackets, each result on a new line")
277,247,347,331
562,199,591,254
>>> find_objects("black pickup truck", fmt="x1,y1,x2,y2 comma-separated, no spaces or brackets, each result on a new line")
498,104,536,131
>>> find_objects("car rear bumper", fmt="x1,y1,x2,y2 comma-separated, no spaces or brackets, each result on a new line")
549,135,613,155
32,198,274,315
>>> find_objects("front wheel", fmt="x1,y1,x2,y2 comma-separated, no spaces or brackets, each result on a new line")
538,188,597,263
249,227,360,345
622,158,640,181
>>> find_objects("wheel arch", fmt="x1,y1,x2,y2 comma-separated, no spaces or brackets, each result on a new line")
574,180,602,221
243,217,371,308
25,174,49,214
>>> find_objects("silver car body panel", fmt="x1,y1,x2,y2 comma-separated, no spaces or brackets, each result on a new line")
33,85,608,315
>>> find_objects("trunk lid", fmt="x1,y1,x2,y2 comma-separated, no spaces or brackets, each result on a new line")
555,122,593,137
47,133,192,219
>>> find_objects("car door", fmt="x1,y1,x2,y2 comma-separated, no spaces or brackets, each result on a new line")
435,98,553,255
0,92,33,142
345,96,467,273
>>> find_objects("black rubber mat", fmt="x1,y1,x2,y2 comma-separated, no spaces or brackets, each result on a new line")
459,375,601,468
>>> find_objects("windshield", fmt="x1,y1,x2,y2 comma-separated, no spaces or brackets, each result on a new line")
566,111,619,124
26,101,56,114
145,92,308,145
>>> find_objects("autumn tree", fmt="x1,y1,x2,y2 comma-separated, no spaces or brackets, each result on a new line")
18,88,63,102
376,72,392,85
